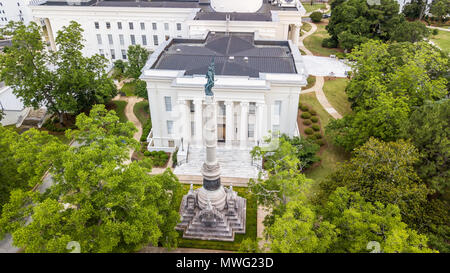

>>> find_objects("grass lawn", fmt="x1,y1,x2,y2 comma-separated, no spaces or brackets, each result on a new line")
133,100,150,126
111,100,128,123
322,78,352,116
430,30,450,54
303,3,326,13
121,81,136,96
177,184,257,252
303,23,343,57
299,93,350,183
302,22,312,33
4,125,71,144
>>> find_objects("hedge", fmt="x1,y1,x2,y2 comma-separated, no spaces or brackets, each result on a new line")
311,116,319,123
312,124,320,131
301,112,311,119
304,128,314,135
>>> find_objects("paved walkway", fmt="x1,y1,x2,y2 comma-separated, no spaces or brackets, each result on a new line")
298,8,343,120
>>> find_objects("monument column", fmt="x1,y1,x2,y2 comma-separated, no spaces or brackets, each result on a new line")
193,99,203,146
225,101,234,149
240,102,249,149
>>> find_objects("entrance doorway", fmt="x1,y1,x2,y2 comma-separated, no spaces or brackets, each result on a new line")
217,124,226,142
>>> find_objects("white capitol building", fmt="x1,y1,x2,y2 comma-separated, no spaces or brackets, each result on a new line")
28,0,309,179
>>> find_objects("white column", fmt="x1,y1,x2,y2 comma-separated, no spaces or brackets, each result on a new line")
177,99,188,149
193,99,203,146
256,102,264,145
240,102,249,149
225,101,234,149
293,23,301,46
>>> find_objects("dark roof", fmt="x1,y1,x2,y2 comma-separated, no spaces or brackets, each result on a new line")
153,32,296,77
39,0,299,11
194,12,272,21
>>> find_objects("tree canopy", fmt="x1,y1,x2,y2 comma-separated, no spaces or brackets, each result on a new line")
0,105,182,252
126,45,150,80
0,21,116,123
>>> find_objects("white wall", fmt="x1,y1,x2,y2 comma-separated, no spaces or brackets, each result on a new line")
0,0,34,26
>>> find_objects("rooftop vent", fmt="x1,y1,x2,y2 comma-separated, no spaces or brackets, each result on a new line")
243,56,249,62
229,56,235,60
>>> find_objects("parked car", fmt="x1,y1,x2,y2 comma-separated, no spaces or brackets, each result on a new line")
323,13,331,18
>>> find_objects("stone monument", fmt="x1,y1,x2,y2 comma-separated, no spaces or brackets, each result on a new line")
176,60,246,241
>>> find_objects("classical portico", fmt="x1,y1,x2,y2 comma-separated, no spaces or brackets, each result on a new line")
140,31,307,177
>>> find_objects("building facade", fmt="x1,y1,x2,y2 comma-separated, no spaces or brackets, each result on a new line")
30,0,305,64
0,0,35,26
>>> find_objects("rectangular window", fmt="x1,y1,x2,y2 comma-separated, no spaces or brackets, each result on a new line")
167,120,174,134
130,34,135,45
117,22,122,30
272,124,280,134
140,22,145,30
96,34,102,45
274,100,282,116
152,22,157,30
164,23,169,31
108,34,113,45
219,102,226,116
142,35,147,46
119,34,124,46
94,22,99,29
191,121,195,136
248,124,255,138
249,102,256,114
153,35,159,46
190,101,195,113
99,49,104,57
110,49,115,60
121,49,127,60
176,23,181,31
106,22,110,29
129,22,134,30
164,96,172,112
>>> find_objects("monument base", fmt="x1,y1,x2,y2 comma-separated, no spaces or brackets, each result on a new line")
176,185,246,241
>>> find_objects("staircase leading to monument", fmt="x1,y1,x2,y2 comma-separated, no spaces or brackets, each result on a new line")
174,147,260,179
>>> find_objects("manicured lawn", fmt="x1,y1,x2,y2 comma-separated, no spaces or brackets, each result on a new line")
111,100,128,123
322,78,352,116
299,93,350,183
177,184,257,252
303,3,326,13
121,81,136,96
430,30,450,54
303,23,343,57
133,100,150,126
302,22,312,33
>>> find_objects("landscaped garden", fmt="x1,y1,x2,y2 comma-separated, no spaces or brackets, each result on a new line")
298,93,350,183
430,29,450,54
303,3,326,13
109,100,128,123
133,100,152,141
303,22,344,57
322,78,352,116
176,184,257,251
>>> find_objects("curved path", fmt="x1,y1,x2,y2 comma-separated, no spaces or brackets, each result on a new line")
298,6,343,119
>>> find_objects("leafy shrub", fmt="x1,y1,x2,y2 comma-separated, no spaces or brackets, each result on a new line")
303,120,312,125
134,80,148,99
311,116,319,123
300,105,309,112
322,37,338,48
310,11,323,23
310,109,317,115
301,112,311,119
143,150,169,167
140,119,152,142
314,133,322,139
304,128,314,135
432,29,439,35
312,124,320,131
42,118,65,132
315,139,325,146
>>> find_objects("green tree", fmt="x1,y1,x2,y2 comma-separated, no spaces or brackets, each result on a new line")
391,21,430,43
326,0,404,49
430,0,450,23
320,138,430,225
0,126,64,213
134,79,148,99
402,0,428,20
0,21,116,124
402,100,450,197
0,105,182,252
310,11,323,23
126,45,150,80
